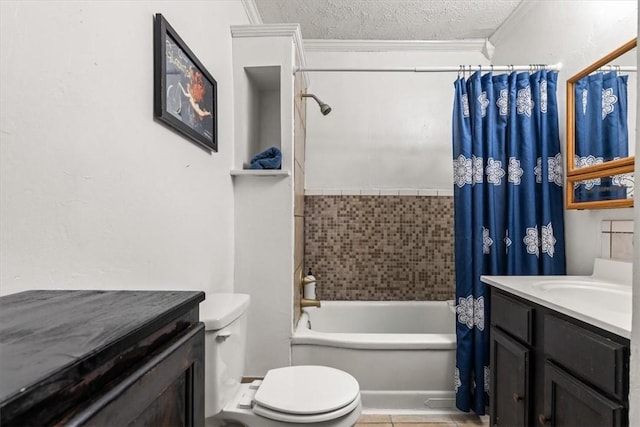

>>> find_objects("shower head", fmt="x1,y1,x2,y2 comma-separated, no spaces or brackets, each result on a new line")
301,93,332,116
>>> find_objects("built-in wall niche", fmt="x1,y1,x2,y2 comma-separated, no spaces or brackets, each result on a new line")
232,65,289,176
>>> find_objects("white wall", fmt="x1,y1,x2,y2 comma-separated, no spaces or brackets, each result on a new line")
0,1,248,295
630,6,640,426
230,28,301,376
234,177,293,376
304,48,490,192
489,0,637,275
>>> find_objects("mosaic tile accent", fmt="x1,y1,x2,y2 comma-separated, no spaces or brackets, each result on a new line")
304,195,455,301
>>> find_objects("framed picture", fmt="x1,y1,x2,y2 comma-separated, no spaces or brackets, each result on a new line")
154,13,217,151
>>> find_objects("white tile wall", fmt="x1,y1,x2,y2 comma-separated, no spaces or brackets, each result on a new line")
611,233,634,261
601,220,634,262
305,188,452,196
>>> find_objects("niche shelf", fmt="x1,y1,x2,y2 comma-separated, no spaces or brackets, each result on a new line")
230,169,290,177
233,65,287,173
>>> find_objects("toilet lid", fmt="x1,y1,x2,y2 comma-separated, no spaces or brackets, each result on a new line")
253,365,360,415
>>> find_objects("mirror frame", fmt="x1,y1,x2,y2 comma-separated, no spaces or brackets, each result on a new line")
566,166,634,210
566,38,636,209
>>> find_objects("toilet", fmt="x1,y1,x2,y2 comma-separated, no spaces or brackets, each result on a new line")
201,293,362,427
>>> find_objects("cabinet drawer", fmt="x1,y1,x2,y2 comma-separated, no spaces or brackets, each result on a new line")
491,291,533,345
544,315,628,400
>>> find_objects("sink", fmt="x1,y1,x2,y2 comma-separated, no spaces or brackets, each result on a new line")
532,280,630,293
480,258,633,338
531,279,631,312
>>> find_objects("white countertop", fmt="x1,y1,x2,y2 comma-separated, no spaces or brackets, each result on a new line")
481,259,632,339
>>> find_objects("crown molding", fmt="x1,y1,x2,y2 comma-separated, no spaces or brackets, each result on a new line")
231,24,301,39
230,24,310,88
489,0,536,47
302,39,488,53
240,0,263,25
482,39,495,60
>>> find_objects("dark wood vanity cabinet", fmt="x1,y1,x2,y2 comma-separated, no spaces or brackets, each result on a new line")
0,290,205,427
489,288,630,427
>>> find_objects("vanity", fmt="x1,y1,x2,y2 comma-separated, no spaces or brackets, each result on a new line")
0,290,205,426
482,259,631,427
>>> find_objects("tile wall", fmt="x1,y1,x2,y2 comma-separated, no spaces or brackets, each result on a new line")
601,220,634,262
304,194,455,301
293,54,306,327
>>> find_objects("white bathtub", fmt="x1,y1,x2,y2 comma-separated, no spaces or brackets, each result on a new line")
291,300,457,412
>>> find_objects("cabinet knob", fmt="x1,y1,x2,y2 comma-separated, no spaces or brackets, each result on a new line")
512,393,524,403
538,414,551,425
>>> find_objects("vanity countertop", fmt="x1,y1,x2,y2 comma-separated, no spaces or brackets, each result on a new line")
0,290,205,424
482,259,632,339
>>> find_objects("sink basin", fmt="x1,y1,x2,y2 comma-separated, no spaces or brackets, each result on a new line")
532,279,631,312
532,280,630,293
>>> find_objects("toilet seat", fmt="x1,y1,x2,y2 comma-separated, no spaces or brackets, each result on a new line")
252,365,360,423
253,394,361,424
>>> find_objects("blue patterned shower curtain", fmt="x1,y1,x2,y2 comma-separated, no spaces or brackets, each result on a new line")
451,70,566,414
574,71,629,201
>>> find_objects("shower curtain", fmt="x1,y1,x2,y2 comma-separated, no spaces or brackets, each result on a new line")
451,70,566,414
574,71,629,201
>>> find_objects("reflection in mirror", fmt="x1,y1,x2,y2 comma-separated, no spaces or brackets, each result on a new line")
573,171,634,203
573,45,637,171
566,38,636,210
567,168,634,209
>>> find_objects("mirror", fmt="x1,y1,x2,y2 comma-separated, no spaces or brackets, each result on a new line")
566,38,636,209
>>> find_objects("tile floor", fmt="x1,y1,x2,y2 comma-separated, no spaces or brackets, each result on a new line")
356,413,490,427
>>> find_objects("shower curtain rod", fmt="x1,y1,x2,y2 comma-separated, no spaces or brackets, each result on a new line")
293,63,563,73
595,65,637,72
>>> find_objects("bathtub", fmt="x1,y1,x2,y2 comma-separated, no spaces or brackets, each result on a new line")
291,300,457,412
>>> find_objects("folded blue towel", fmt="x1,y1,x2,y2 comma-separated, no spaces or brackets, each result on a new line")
250,146,282,170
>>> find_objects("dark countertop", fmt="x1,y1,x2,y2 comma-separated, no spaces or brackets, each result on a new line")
0,290,205,419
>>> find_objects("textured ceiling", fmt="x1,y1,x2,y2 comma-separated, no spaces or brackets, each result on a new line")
253,0,523,40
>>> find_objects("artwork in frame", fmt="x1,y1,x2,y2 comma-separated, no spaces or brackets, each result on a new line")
154,13,217,152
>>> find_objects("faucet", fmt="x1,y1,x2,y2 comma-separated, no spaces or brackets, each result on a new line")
300,274,320,308
300,298,321,308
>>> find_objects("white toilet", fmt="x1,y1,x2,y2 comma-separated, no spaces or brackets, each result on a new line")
201,293,362,427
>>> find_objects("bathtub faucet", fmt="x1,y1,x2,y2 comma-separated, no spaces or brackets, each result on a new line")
300,298,321,308
300,272,320,308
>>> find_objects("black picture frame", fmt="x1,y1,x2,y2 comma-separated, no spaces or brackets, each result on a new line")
154,13,218,152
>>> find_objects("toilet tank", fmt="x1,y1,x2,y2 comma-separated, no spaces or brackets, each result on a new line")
200,293,250,417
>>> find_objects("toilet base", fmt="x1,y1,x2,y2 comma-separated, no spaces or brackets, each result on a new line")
207,383,362,427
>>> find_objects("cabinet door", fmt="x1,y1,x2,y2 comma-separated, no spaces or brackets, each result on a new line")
490,326,529,427
61,323,205,427
540,362,626,427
